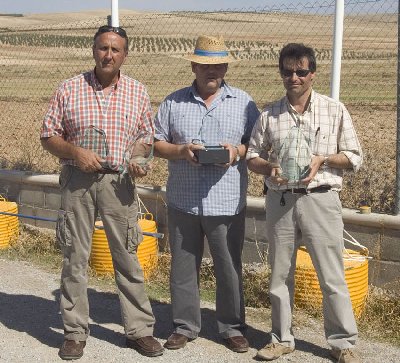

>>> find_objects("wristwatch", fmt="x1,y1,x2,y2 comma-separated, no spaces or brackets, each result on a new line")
323,155,329,167
234,146,241,162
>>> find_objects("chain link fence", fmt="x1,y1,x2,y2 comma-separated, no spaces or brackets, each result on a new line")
0,0,397,213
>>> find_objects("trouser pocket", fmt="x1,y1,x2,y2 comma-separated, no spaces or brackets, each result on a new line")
126,218,143,254
56,209,71,247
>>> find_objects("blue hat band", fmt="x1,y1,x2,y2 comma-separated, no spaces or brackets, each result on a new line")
194,49,229,57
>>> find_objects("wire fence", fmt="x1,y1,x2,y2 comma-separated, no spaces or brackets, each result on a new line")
0,0,396,106
0,0,398,213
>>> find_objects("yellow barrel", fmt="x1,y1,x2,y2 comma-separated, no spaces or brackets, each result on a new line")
0,196,19,249
136,216,158,279
90,215,159,279
294,247,369,318
90,221,114,274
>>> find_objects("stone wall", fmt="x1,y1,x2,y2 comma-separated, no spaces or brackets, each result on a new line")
1,170,399,292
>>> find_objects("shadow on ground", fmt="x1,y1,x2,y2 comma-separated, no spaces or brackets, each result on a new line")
0,288,332,361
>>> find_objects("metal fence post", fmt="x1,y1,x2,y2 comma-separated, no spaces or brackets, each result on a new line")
330,0,344,100
396,1,400,215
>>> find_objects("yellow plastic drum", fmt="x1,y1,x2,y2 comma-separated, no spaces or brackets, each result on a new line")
90,215,159,279
0,197,19,249
294,247,369,318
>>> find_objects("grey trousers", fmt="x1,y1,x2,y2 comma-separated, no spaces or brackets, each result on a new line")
265,189,358,350
57,166,155,341
167,207,247,339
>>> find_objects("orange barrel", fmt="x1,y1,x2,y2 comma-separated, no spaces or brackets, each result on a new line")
90,215,159,279
0,196,19,249
294,247,369,318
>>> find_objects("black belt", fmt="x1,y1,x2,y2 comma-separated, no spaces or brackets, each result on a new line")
282,185,331,194
96,168,120,174
279,185,331,206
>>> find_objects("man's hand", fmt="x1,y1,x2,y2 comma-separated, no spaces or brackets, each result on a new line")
301,154,325,184
183,143,204,166
74,147,104,173
268,164,288,187
128,160,152,178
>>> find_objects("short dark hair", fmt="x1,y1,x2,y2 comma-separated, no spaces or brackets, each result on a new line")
279,43,316,72
93,25,129,50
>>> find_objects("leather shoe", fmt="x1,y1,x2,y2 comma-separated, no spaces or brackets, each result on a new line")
126,336,164,357
58,339,86,360
224,336,249,353
164,333,189,349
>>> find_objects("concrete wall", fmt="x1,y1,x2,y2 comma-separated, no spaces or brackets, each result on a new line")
1,170,399,292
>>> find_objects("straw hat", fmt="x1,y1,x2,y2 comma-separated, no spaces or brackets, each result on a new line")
182,35,237,64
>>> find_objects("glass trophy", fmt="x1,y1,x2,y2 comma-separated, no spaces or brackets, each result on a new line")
130,131,154,171
278,127,312,182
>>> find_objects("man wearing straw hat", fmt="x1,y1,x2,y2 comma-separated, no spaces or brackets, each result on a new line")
40,25,163,359
247,43,363,362
154,35,260,353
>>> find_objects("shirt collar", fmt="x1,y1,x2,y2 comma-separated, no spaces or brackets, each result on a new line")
90,69,121,91
189,80,234,101
285,89,315,114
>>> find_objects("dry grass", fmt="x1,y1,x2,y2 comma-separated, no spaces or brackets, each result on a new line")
0,9,397,214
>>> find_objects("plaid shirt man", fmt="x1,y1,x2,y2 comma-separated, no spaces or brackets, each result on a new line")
41,70,153,172
247,90,363,191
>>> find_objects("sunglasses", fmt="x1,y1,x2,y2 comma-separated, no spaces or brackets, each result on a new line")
95,25,128,39
281,69,311,78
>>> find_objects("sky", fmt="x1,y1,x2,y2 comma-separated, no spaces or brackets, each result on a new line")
1,0,304,14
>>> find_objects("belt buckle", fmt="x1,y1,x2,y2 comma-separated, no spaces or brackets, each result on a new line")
290,188,307,194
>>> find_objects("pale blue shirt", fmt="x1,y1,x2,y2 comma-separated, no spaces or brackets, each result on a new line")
155,81,260,216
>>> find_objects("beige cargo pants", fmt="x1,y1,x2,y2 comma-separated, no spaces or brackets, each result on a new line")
56,165,155,342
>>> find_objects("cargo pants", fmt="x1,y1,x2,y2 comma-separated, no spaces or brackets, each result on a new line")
56,165,155,342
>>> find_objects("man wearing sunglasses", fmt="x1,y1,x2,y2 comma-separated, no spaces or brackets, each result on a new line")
40,25,163,359
247,43,363,363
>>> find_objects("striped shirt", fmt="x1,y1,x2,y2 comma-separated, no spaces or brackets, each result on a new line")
40,70,154,172
155,81,260,216
247,90,363,191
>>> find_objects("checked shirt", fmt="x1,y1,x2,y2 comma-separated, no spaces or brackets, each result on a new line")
247,90,363,191
155,81,260,216
41,70,154,172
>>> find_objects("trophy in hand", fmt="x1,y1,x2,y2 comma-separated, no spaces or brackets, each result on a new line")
278,127,312,183
130,131,154,172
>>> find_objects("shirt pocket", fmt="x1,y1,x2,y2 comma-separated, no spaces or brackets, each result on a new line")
313,128,333,155
170,112,199,144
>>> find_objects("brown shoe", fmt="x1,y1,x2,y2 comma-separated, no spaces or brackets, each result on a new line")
126,336,164,357
164,333,189,350
58,340,86,360
224,336,249,353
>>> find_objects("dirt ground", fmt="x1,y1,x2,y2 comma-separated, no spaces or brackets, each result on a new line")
1,257,399,363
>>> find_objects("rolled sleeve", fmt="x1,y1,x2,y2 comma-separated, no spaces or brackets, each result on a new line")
138,90,155,144
154,98,171,142
40,85,67,140
247,112,269,160
338,104,363,172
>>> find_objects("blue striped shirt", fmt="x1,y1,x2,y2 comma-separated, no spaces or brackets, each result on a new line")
155,81,260,216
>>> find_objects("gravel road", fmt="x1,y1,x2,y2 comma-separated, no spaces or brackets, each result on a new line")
0,258,398,363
